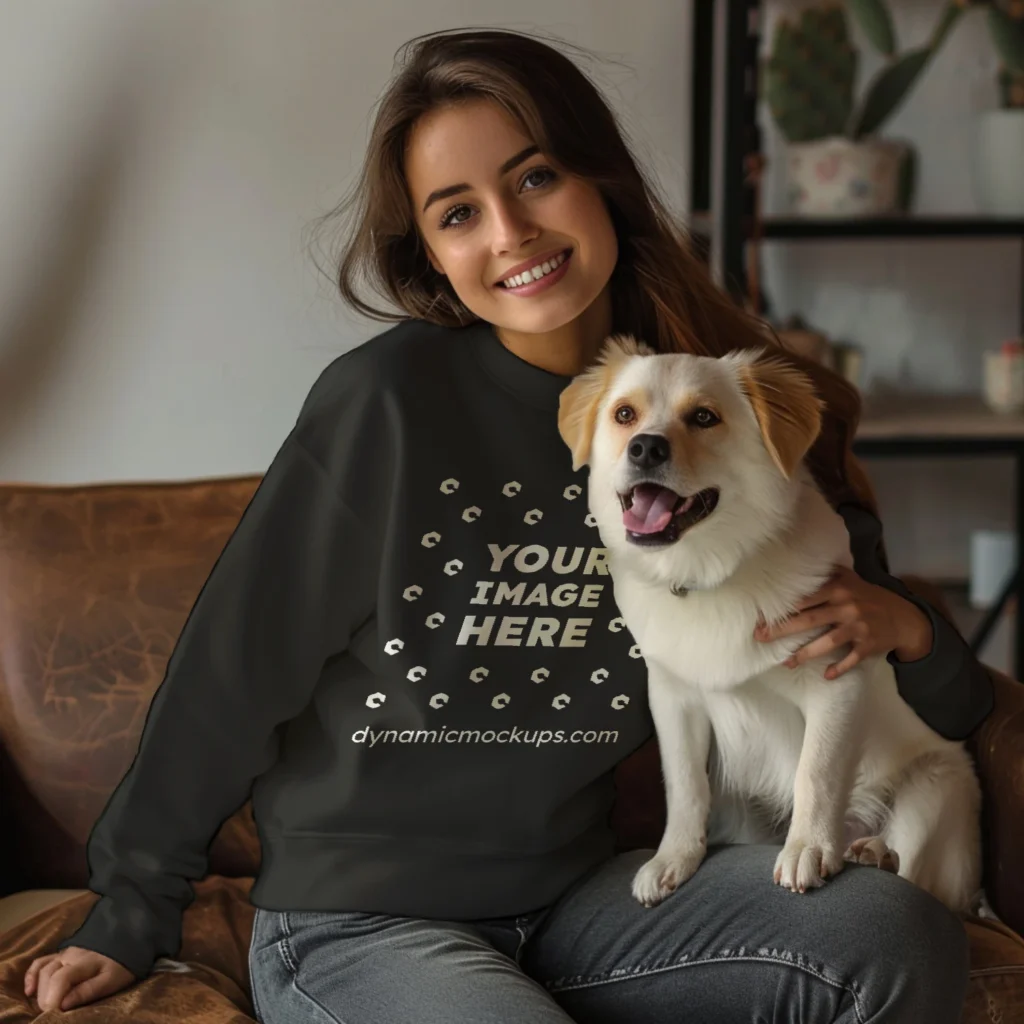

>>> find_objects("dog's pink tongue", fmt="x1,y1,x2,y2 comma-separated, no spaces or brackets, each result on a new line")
623,484,680,534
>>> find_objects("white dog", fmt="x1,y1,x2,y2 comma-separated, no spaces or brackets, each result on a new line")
557,335,982,913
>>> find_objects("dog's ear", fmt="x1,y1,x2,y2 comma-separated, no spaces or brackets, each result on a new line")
737,355,824,479
558,334,653,471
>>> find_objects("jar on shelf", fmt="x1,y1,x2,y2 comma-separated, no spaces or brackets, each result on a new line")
983,339,1024,415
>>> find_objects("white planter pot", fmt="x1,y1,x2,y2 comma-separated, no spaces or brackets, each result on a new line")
973,110,1024,217
785,137,912,218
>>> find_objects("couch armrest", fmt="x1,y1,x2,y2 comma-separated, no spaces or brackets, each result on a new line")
968,668,1024,936
898,576,1024,933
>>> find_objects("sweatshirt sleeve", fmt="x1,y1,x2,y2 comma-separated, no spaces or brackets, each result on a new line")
55,424,378,979
838,501,995,741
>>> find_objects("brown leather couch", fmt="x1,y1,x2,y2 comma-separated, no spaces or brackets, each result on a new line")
1,475,1022,1022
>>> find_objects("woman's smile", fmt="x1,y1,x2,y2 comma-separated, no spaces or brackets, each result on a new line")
496,248,573,296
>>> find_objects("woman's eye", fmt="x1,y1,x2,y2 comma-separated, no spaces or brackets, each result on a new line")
615,405,636,424
439,204,472,229
522,166,556,190
690,407,720,428
437,166,556,230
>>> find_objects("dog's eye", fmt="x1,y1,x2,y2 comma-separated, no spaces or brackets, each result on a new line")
614,405,636,424
690,407,720,428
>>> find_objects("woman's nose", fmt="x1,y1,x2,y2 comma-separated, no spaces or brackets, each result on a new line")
489,200,539,254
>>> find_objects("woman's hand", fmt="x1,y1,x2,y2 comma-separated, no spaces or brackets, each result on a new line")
753,564,934,680
24,946,135,1012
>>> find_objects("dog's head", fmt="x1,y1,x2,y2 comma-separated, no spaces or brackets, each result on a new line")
557,334,824,589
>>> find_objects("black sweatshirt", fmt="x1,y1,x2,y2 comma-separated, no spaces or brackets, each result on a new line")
58,318,994,979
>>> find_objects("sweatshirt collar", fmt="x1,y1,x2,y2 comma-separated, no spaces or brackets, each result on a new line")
471,321,574,411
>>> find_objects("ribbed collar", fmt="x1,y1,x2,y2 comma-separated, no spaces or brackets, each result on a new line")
469,321,575,411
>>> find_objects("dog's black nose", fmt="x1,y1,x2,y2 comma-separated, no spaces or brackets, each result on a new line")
628,433,670,469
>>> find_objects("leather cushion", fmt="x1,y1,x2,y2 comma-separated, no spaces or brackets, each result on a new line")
0,478,263,890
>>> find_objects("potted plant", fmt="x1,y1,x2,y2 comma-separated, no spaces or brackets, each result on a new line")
765,0,963,217
971,1,1024,215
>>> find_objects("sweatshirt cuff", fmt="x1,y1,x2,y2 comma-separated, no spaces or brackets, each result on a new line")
886,592,994,740
886,592,958,688
55,894,168,980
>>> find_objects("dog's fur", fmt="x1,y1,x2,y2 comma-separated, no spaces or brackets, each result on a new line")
558,335,982,911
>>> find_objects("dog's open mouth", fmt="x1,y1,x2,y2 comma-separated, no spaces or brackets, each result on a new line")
620,484,720,545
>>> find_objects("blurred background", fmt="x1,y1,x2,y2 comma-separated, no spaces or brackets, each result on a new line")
1,0,1021,671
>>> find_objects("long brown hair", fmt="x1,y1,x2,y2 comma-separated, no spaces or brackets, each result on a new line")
307,27,878,517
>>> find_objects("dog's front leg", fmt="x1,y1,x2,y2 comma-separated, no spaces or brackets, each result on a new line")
775,665,867,893
632,664,712,907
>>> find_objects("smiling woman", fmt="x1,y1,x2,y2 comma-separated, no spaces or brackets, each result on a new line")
403,98,618,364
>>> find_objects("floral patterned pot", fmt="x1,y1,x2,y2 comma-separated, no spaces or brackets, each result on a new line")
785,136,913,217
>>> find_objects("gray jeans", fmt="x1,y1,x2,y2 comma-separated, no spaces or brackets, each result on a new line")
247,845,969,1023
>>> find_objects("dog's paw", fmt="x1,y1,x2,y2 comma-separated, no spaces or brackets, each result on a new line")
773,838,844,893
632,845,706,907
844,836,900,874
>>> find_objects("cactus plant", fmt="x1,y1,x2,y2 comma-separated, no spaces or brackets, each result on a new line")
765,1,964,143
764,5,857,142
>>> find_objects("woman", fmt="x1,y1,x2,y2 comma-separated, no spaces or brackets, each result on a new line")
25,27,992,1023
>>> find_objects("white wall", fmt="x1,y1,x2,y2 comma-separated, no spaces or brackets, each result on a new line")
0,0,692,484
759,0,1020,581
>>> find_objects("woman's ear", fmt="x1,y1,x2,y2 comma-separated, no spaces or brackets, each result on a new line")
737,355,824,479
558,334,653,471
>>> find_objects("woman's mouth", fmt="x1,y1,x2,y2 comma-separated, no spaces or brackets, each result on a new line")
496,249,572,297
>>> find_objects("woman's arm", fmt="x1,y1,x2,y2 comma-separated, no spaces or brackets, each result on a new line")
838,501,995,741
54,349,385,980
54,434,375,979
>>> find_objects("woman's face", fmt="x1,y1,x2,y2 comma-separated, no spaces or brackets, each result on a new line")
405,98,619,337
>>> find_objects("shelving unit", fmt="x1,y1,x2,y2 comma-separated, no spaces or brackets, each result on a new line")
692,0,1024,674
690,2,1024,328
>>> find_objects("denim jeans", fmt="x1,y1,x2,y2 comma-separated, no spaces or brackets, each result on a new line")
248,844,969,1023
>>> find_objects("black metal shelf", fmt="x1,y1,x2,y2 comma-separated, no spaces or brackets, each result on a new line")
688,211,1024,241
761,216,1024,240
